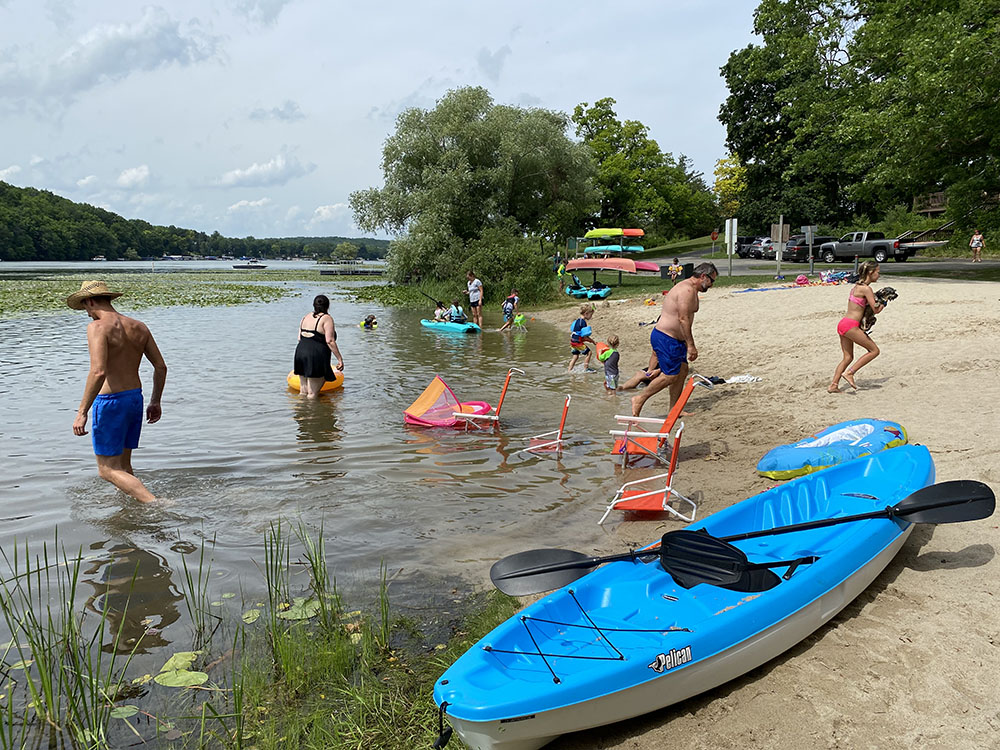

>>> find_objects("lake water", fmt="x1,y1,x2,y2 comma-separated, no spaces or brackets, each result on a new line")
0,261,642,655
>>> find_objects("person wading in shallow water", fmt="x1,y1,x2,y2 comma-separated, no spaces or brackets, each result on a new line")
630,262,718,417
69,280,167,504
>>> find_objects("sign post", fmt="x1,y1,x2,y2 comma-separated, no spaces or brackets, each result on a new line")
724,219,737,277
802,224,818,275
770,217,789,279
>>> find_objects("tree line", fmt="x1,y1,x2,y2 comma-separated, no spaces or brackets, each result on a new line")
716,0,999,234
0,182,388,262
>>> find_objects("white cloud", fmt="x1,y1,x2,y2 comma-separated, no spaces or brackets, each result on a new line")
249,99,305,122
228,197,272,212
0,7,222,104
285,205,302,221
76,174,98,188
29,155,45,165
232,0,295,26
217,153,315,187
117,164,150,188
0,164,21,181
309,203,349,226
476,45,511,82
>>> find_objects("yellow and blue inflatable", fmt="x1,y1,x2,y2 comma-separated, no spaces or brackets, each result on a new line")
757,418,907,480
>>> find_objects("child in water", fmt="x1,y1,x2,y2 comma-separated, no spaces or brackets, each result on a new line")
362,314,377,329
567,304,596,372
498,288,520,331
599,334,620,391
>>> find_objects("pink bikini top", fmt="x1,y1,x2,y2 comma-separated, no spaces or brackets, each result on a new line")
848,290,867,308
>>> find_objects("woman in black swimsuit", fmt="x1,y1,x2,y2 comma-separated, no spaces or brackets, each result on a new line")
293,295,344,397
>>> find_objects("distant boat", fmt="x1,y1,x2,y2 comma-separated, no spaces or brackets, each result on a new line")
232,259,267,269
92,255,107,261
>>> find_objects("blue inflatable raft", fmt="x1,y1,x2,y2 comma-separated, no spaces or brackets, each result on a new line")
756,418,907,480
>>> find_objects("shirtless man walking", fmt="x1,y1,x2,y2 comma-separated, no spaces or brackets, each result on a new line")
630,262,717,417
68,281,167,503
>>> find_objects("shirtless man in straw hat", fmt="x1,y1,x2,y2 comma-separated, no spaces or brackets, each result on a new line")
68,280,167,503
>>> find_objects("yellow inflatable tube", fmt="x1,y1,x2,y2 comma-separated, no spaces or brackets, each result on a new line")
287,369,344,392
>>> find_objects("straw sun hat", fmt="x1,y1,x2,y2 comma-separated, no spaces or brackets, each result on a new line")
66,280,124,310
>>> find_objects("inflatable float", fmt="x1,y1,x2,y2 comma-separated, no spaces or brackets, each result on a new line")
756,418,907,480
287,369,344,392
420,319,481,334
403,376,491,428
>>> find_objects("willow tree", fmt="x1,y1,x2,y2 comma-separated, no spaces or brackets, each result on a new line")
350,87,598,298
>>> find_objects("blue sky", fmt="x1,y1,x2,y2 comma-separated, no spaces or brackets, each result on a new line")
0,1,757,238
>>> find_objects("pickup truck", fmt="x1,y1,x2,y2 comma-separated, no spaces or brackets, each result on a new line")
817,231,915,263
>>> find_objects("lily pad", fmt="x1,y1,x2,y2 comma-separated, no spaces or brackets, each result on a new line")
8,660,33,670
275,596,321,620
159,651,202,673
241,610,261,624
222,592,236,599
110,705,139,719
154,670,209,688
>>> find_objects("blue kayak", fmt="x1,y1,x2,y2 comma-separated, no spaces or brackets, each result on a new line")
435,445,935,750
564,285,589,298
757,418,907,480
420,319,481,334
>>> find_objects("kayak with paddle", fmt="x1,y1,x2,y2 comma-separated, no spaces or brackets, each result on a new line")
433,445,994,750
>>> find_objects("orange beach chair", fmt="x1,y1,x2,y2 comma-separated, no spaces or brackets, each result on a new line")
609,374,713,466
599,421,696,524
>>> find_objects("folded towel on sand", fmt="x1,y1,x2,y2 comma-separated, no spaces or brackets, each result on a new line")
726,374,762,384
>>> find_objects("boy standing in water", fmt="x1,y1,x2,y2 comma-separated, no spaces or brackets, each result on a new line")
567,304,596,372
68,280,167,504
498,288,519,331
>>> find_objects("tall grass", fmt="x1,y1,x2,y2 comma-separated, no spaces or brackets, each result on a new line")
0,536,141,749
0,526,520,749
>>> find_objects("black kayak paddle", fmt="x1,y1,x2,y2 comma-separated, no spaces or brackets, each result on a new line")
490,480,995,596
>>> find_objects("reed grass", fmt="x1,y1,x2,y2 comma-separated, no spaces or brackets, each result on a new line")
0,526,519,749
0,536,142,749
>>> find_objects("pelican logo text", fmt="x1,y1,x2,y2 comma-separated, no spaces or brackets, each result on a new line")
648,646,692,673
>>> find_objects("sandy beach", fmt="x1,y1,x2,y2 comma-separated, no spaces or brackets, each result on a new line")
535,273,1000,749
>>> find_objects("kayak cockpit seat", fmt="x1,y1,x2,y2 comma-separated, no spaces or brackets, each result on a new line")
659,530,819,593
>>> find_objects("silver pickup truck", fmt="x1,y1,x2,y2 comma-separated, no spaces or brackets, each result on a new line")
817,231,915,263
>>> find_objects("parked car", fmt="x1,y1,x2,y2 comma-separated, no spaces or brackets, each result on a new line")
781,235,837,262
748,237,773,259
817,231,916,263
734,235,756,258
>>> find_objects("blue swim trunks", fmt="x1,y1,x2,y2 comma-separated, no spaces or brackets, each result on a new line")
650,328,688,376
92,388,143,456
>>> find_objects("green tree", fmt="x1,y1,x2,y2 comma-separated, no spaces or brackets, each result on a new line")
720,0,1000,232
350,86,597,293
332,241,358,260
573,98,719,242
713,154,748,218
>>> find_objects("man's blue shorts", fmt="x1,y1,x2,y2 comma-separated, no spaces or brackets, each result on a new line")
92,388,143,456
650,328,688,376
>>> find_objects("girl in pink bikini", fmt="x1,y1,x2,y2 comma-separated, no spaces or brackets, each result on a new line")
829,261,885,393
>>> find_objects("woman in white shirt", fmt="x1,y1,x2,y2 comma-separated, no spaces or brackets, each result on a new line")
465,270,484,326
